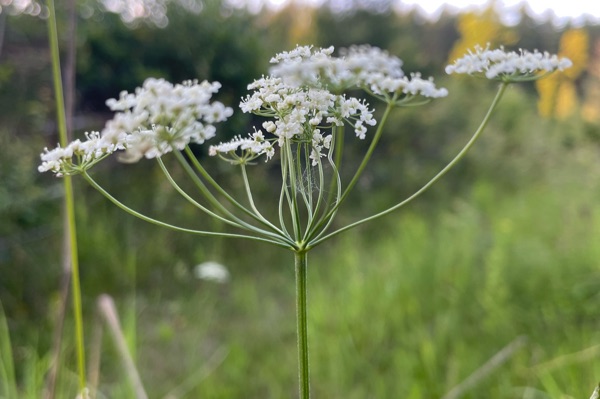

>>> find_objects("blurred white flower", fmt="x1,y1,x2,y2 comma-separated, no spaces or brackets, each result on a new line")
446,45,573,81
38,78,232,176
269,44,448,100
194,261,230,284
104,78,233,163
75,388,90,399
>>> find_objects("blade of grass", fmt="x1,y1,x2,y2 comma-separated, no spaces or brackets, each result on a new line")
46,0,86,392
0,303,18,399
97,295,148,399
441,336,527,399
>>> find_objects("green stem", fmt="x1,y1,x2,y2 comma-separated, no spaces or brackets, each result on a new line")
284,141,302,240
325,124,344,207
311,83,510,247
47,0,86,392
306,102,395,243
181,147,289,238
295,250,310,399
157,157,243,228
240,163,289,239
157,157,289,245
82,172,294,249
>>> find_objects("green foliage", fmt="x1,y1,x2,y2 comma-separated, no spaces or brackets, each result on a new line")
66,167,598,398
0,304,18,399
3,1,600,396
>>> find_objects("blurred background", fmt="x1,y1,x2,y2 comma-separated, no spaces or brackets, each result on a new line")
2,0,600,397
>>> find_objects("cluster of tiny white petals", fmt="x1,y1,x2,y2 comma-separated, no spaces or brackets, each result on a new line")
39,78,232,176
269,45,448,100
232,75,376,162
38,131,129,176
103,78,233,162
209,129,275,163
365,72,449,98
309,130,333,165
445,45,573,81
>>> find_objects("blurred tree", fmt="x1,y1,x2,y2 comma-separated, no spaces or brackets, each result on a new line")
581,37,600,124
313,4,399,50
448,4,517,63
536,28,589,119
267,2,318,46
77,2,266,136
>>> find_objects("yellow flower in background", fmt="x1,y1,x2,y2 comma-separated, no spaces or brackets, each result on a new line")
582,39,600,123
287,3,317,46
554,81,579,120
536,75,560,118
559,29,589,79
536,28,589,119
448,5,517,64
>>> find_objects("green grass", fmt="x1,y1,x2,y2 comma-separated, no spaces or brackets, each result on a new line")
5,85,600,397
56,171,595,399
6,171,600,398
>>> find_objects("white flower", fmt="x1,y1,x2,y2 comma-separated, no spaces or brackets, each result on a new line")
75,388,90,399
233,75,378,163
309,129,332,165
39,78,232,175
269,44,447,101
107,78,233,162
209,128,275,163
194,261,230,283
38,131,128,176
446,44,573,81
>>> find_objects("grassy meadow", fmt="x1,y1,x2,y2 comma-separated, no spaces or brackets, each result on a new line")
2,3,600,398
5,108,600,398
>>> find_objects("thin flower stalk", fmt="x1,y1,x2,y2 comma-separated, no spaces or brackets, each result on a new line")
81,172,294,249
182,147,291,239
239,163,278,230
311,82,510,247
304,101,395,244
156,157,248,229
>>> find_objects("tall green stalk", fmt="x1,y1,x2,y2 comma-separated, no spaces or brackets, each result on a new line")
46,0,87,392
295,250,310,399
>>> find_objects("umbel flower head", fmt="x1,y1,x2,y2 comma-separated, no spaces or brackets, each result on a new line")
38,131,128,176
38,78,232,176
210,74,376,164
446,44,573,82
210,45,447,164
105,78,233,163
269,44,449,102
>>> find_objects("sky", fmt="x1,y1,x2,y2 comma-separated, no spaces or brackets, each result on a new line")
394,0,600,25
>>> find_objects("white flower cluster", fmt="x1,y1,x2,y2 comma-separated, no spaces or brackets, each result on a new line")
210,75,376,164
445,45,573,81
104,78,233,162
209,128,275,163
269,45,448,100
39,78,232,176
38,131,129,176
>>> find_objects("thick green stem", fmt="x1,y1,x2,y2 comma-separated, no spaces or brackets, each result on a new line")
295,250,310,399
47,0,86,392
